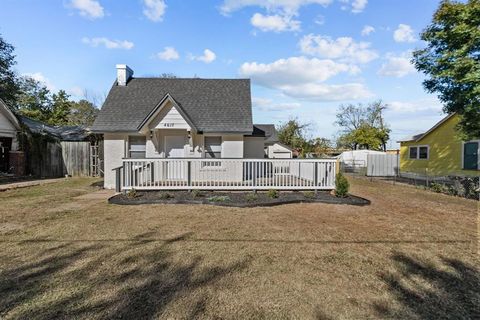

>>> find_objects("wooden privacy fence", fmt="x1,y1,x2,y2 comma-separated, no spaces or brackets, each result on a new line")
117,158,337,191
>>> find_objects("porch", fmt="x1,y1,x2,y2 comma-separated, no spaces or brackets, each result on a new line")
114,158,338,191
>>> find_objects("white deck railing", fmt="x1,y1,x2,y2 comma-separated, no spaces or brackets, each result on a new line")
117,158,337,191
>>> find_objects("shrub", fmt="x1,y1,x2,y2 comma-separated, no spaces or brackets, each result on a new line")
303,191,315,199
335,173,349,198
207,195,230,202
126,189,137,198
429,182,444,193
191,189,201,198
159,192,173,200
267,189,279,198
246,193,258,202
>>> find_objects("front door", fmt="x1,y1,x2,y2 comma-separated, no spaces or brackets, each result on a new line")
165,135,186,179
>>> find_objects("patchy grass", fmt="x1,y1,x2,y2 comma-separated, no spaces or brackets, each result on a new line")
0,177,478,319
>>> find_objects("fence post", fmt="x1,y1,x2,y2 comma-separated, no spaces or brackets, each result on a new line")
314,161,318,194
187,160,191,189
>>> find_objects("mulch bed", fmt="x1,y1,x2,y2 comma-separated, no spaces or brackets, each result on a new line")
109,190,370,207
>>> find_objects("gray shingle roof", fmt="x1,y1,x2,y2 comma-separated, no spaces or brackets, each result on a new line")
91,78,253,133
253,124,278,143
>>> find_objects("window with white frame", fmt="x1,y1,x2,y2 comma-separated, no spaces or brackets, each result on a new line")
409,145,429,160
463,141,479,170
203,136,222,167
128,136,146,158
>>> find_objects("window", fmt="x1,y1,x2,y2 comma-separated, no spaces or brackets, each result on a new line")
203,136,222,167
409,147,417,159
463,141,479,170
129,136,146,158
419,146,429,159
409,146,429,160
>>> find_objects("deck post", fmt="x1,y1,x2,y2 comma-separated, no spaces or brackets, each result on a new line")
187,160,191,189
114,166,122,193
314,161,318,194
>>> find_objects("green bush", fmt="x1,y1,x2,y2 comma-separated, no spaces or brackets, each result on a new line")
267,189,279,199
335,173,349,198
207,195,230,202
429,182,444,193
159,192,173,200
303,191,315,199
246,193,258,202
126,189,137,198
191,189,201,198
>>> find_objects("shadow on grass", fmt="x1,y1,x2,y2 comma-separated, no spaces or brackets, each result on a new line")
0,232,249,319
374,253,480,319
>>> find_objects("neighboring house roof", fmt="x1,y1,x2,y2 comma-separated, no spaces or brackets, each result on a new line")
253,124,279,143
19,116,91,141
0,98,21,131
397,113,456,143
91,78,253,134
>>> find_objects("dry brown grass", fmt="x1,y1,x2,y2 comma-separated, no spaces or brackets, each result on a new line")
0,177,478,319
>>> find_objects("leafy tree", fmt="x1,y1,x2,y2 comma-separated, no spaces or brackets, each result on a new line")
15,76,52,123
50,90,72,126
310,137,332,156
69,99,98,126
277,118,311,155
0,33,19,106
412,0,480,139
335,100,391,151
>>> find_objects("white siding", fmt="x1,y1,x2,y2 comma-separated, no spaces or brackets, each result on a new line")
104,133,127,189
244,137,265,158
268,143,292,158
148,102,190,130
0,111,19,151
221,135,243,158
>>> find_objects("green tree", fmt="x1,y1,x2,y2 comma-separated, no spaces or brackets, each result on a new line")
50,90,72,126
69,99,98,126
412,0,480,139
335,100,391,151
15,76,52,123
0,33,19,106
277,118,311,156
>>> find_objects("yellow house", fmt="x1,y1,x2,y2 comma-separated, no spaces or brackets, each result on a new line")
398,113,480,177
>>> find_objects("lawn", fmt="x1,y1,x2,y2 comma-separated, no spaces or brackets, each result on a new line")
0,177,478,319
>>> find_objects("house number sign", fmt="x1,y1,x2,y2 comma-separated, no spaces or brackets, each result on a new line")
163,123,174,127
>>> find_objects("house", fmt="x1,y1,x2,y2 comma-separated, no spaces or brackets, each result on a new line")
0,98,99,177
253,124,293,158
92,65,337,191
398,113,479,177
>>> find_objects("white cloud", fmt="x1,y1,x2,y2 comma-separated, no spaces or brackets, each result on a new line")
67,86,85,97
250,13,300,32
143,0,167,22
387,97,443,113
299,34,378,64
393,24,416,43
156,46,179,61
23,72,56,91
378,52,416,78
253,97,300,111
220,0,332,16
361,25,375,36
190,49,216,63
339,0,368,13
69,0,104,19
239,56,372,101
351,0,367,13
82,37,134,50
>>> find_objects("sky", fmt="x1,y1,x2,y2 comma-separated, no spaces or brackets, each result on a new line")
0,0,447,148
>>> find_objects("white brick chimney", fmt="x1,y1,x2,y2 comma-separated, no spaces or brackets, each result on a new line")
116,64,133,86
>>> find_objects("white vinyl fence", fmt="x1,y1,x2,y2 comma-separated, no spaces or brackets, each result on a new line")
116,158,337,191
367,154,399,177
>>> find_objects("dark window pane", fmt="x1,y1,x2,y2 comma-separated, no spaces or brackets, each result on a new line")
409,147,417,159
464,142,478,170
205,137,221,159
129,151,146,159
419,147,428,159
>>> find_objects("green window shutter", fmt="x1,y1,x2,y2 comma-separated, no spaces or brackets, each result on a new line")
463,142,479,170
